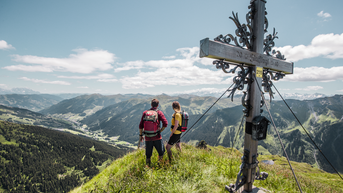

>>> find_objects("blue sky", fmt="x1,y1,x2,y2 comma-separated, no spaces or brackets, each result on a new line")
1,0,342,96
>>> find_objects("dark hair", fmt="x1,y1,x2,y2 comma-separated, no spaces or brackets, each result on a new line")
151,98,159,107
172,101,181,111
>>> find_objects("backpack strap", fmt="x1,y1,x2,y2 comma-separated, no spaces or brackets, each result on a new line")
172,112,182,131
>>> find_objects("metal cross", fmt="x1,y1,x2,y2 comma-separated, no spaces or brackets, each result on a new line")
199,0,293,192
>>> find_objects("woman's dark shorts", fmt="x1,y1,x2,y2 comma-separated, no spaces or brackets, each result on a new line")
168,133,181,145
145,139,165,159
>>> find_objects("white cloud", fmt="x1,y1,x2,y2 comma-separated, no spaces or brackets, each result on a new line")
295,86,323,91
174,87,229,95
114,47,214,73
20,77,71,85
0,84,7,88
120,66,231,89
114,60,145,72
116,47,232,89
58,73,118,82
162,55,176,59
275,33,343,62
4,48,115,74
317,11,331,18
97,79,118,82
0,40,15,50
77,86,89,89
58,73,115,80
285,66,343,82
4,65,54,72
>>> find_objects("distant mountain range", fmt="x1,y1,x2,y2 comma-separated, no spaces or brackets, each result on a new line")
1,91,342,174
39,93,154,122
0,87,41,94
0,94,64,112
0,87,331,101
44,93,342,174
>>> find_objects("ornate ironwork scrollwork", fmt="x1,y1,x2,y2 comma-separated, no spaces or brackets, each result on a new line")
263,28,286,60
272,50,286,60
262,69,285,102
229,65,250,101
214,10,253,49
213,59,231,73
264,28,277,55
212,60,252,116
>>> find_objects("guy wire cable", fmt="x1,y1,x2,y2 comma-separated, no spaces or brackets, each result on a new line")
177,83,235,143
228,114,245,177
272,84,343,181
253,75,303,193
229,114,245,158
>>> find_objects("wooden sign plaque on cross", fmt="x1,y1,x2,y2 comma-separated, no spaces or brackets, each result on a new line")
200,38,293,74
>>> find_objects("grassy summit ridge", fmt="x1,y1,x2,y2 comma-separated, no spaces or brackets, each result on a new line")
71,143,343,193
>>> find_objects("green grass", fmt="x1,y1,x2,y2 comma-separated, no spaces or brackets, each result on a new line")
70,144,343,193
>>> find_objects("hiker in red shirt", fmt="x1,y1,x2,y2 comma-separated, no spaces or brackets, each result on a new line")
139,98,168,166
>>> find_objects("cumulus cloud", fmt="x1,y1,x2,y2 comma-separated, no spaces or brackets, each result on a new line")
20,77,71,85
317,11,331,18
0,40,15,50
115,47,230,89
174,87,230,95
162,55,176,59
77,86,89,89
120,66,231,89
295,86,323,91
58,73,117,82
4,65,54,72
97,79,118,82
115,47,214,73
4,49,115,74
275,33,343,62
285,66,343,82
58,73,113,79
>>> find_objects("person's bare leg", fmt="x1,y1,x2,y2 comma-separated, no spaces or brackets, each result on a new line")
176,142,182,152
166,144,172,161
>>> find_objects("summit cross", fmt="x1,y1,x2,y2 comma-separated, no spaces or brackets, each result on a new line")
199,0,293,192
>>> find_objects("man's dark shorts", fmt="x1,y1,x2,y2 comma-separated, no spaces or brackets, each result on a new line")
168,133,181,145
145,139,165,159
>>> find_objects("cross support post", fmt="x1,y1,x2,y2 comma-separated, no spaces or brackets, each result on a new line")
243,0,266,191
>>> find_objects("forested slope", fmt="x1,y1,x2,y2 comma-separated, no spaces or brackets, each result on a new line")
0,104,75,130
0,121,130,193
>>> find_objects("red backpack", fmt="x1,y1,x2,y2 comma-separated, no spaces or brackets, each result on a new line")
176,111,189,132
143,109,159,137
